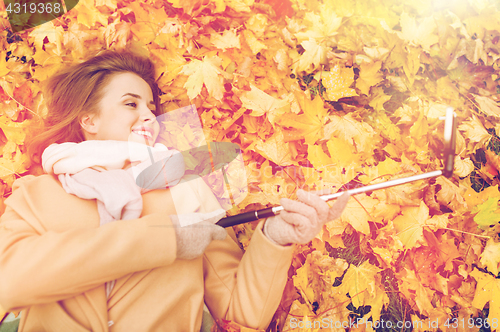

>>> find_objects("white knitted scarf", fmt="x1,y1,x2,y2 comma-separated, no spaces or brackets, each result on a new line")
42,140,185,297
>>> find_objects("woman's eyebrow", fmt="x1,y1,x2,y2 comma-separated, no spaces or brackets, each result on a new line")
122,92,141,99
122,93,155,108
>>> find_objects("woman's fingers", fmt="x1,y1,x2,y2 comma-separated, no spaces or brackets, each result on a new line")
280,197,318,225
265,190,351,246
278,210,310,228
296,189,329,223
280,188,343,226
275,212,316,244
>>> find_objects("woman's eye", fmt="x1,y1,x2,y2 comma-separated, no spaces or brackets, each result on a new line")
126,102,137,108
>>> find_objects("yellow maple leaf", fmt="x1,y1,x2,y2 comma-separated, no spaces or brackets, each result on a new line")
320,65,357,101
131,22,156,44
326,137,359,167
127,1,152,22
409,111,428,139
474,94,500,118
145,4,169,25
359,157,401,185
340,193,377,235
371,111,401,141
368,86,392,112
433,177,468,213
480,239,500,275
253,128,297,166
458,115,491,146
9,42,34,62
339,260,380,308
307,144,332,170
0,117,27,145
257,177,290,206
471,268,500,321
400,268,436,317
96,0,117,10
75,0,108,28
463,184,500,208
292,38,327,73
371,201,401,225
279,94,327,145
300,166,321,189
463,13,500,40
425,102,449,119
239,85,289,123
293,261,316,304
376,180,426,206
435,76,460,102
393,201,429,249
225,0,254,12
403,45,420,86
0,145,29,182
398,12,439,52
242,30,267,55
211,29,241,51
0,53,10,77
180,55,225,101
151,48,186,85
324,113,376,154
372,246,393,266
356,61,384,95
321,169,356,195
245,13,267,37
294,5,342,42
166,0,202,14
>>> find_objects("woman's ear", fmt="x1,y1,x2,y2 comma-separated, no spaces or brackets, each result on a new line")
80,113,99,137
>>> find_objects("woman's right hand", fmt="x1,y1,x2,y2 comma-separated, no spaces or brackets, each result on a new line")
263,189,350,246
169,209,227,260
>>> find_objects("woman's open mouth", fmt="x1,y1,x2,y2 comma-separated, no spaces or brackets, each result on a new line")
132,127,154,142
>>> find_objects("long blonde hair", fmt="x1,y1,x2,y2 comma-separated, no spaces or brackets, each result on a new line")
28,50,161,165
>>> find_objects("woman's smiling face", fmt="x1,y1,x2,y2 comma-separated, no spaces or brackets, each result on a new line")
80,72,160,146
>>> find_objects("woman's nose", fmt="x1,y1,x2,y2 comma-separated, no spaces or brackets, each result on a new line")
141,105,157,122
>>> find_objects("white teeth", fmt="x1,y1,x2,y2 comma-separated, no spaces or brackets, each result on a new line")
133,130,152,138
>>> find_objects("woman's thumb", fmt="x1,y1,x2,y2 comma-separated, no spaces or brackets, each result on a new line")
327,192,350,222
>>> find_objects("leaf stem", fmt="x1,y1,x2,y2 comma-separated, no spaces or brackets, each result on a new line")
2,85,39,119
424,225,490,239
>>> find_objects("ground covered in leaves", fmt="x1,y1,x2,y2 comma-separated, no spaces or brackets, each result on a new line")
2,0,500,331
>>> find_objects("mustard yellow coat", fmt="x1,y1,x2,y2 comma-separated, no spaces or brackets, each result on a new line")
0,174,294,331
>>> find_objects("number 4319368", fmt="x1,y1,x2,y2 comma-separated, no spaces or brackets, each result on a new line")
6,2,62,14
444,317,498,329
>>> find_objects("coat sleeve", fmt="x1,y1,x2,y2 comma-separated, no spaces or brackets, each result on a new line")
196,178,294,330
0,177,178,312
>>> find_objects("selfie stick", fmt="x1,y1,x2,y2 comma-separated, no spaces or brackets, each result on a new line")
216,107,457,228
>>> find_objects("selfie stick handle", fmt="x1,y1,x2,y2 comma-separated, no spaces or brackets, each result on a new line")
216,169,443,228
217,108,456,228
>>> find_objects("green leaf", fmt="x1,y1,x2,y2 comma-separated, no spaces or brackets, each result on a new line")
473,196,500,228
